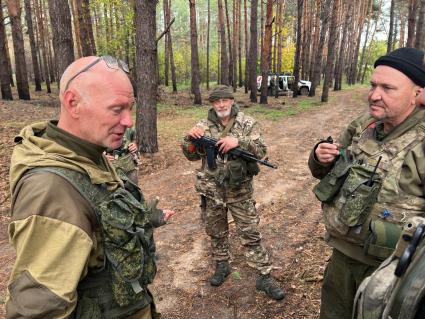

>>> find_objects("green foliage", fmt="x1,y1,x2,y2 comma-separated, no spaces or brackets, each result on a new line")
361,40,387,82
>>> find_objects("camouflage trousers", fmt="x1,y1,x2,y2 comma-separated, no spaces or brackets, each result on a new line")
203,197,272,275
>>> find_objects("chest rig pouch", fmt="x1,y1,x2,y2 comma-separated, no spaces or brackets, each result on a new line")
29,167,157,318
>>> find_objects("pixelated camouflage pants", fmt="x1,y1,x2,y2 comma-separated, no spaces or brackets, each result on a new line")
203,197,272,275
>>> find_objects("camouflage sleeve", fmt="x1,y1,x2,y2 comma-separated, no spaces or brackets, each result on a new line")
238,121,267,159
7,173,95,319
308,113,371,179
181,119,209,161
399,141,425,197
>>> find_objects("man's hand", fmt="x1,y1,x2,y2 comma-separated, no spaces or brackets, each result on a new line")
188,127,205,139
128,142,138,154
216,136,239,153
315,142,340,163
104,152,115,161
163,209,176,222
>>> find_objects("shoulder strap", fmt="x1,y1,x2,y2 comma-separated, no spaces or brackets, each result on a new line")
26,167,109,210
220,116,236,138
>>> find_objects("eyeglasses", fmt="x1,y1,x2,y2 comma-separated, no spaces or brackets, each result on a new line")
64,55,129,91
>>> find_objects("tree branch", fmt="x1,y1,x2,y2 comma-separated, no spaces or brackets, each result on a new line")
156,17,175,43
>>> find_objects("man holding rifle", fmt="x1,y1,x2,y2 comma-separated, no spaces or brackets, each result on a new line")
181,85,284,300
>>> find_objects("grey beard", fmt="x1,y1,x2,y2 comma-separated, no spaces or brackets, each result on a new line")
216,109,231,118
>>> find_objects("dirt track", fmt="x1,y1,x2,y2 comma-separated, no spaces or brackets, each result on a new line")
0,87,368,318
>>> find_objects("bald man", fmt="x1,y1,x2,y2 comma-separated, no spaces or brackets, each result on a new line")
6,56,174,319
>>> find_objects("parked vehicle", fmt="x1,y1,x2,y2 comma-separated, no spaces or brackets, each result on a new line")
256,73,311,96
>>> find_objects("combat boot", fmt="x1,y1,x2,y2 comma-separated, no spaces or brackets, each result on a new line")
256,274,285,300
209,261,231,286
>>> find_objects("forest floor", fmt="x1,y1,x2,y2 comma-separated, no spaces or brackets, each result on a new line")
0,84,368,319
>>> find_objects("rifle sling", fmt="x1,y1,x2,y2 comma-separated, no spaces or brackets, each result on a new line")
220,116,236,138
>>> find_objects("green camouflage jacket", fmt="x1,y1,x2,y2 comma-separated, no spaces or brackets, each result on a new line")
182,105,266,203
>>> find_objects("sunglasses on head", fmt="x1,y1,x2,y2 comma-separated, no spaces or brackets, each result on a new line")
64,55,129,91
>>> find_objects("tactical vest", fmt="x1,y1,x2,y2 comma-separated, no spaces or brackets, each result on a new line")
194,112,258,202
319,120,425,260
27,167,158,319
354,216,425,319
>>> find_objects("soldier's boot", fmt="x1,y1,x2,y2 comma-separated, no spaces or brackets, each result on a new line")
209,261,231,286
256,274,285,300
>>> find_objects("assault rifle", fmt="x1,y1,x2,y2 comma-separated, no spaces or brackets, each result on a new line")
190,136,278,170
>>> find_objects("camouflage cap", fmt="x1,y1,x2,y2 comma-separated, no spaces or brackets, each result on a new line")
208,85,234,102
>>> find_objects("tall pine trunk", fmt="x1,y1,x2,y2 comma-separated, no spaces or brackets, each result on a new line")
248,0,258,102
218,0,229,85
259,0,274,104
48,0,75,84
189,0,202,104
293,0,303,98
7,0,31,100
24,0,42,91
0,0,13,100
135,0,158,153
321,0,339,102
309,0,331,97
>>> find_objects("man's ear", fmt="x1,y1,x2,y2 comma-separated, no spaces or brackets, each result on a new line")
62,90,80,118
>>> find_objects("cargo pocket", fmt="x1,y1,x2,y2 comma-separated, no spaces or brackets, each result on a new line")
313,155,352,203
364,219,402,260
340,181,381,227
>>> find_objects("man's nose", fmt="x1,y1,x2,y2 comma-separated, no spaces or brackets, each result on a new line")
369,87,381,101
121,109,133,128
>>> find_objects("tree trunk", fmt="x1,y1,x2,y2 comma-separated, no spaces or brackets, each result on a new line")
387,0,395,53
260,0,274,104
70,0,82,58
0,0,13,100
206,0,210,90
163,0,169,86
293,0,303,99
321,0,339,102
399,9,405,47
232,0,238,91
406,0,418,47
237,0,243,87
24,0,42,91
135,0,158,153
309,0,331,97
77,0,96,56
414,0,425,49
7,0,31,100
35,0,51,93
224,0,234,87
218,0,229,85
166,0,177,92
334,0,351,91
189,0,202,104
248,0,258,102
309,0,321,81
244,0,249,93
48,0,75,85
357,0,372,83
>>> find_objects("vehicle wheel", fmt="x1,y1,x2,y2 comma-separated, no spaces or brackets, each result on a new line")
299,87,309,96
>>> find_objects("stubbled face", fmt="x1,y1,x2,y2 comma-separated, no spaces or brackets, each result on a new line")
77,72,135,149
212,98,233,118
368,66,419,127
416,88,425,105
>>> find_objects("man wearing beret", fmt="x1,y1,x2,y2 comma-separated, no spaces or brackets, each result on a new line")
309,47,425,319
181,85,284,300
